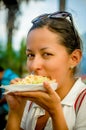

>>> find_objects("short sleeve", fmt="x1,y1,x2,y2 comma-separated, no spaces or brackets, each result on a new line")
74,95,86,130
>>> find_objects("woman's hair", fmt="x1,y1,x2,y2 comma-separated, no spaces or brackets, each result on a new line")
29,12,83,54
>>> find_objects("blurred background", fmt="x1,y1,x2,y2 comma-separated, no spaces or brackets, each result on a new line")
0,1,86,129
0,0,86,77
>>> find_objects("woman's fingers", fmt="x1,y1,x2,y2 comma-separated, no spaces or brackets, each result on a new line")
10,78,21,84
11,82,61,114
43,82,56,94
6,93,26,110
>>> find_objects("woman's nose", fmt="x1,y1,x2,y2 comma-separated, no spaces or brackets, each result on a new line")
28,56,43,71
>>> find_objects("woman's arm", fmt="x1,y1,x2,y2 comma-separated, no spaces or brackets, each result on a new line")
5,94,26,130
6,111,23,130
51,103,68,130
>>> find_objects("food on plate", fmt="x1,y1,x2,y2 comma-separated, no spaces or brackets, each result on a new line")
15,75,56,85
1,75,57,94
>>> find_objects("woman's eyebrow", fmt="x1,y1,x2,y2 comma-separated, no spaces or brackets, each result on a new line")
26,47,49,51
26,47,50,53
26,49,32,52
40,47,49,51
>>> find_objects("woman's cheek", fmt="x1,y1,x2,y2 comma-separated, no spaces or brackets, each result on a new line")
26,60,31,72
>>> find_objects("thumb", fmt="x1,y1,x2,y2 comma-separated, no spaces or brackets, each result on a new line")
43,82,55,94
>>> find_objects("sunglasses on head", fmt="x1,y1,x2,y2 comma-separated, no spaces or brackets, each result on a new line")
32,11,72,24
31,11,77,41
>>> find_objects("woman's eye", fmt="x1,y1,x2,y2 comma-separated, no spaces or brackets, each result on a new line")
26,54,35,59
43,53,52,58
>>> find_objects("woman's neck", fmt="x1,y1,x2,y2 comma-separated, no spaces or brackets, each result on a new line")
56,77,77,100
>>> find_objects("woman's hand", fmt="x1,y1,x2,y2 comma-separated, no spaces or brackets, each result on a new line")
14,82,61,117
6,93,26,118
5,93,26,130
6,78,68,130
10,78,22,84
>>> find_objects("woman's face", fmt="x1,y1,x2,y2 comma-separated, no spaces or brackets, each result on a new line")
26,27,72,86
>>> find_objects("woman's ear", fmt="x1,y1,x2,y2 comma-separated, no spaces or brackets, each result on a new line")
70,49,82,68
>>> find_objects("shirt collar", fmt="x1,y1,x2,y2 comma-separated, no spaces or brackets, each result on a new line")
61,78,86,106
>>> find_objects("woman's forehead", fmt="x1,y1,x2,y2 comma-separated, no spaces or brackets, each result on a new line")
27,27,62,45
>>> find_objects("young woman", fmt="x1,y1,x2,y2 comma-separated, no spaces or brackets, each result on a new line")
6,11,86,130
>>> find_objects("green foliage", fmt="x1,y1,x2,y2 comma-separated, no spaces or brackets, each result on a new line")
0,39,27,77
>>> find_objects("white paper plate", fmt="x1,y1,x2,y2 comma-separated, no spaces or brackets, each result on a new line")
1,82,58,94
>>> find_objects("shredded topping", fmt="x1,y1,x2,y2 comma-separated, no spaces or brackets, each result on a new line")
15,75,56,85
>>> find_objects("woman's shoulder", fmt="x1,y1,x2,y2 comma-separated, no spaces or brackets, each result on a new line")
74,77,86,91
74,87,86,115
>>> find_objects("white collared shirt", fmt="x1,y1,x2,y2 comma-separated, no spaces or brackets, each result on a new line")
21,78,86,130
